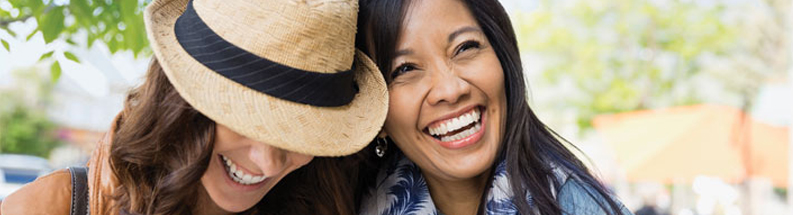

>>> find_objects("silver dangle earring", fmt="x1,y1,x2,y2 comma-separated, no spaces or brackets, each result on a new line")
375,137,388,157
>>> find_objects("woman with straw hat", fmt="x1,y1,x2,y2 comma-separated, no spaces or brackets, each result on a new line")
0,0,386,214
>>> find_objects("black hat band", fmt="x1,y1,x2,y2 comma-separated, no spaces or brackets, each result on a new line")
173,0,358,107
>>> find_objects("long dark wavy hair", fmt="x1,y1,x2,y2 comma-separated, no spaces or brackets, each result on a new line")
355,0,626,214
109,58,357,214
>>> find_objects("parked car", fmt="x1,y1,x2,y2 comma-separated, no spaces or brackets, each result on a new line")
0,154,52,201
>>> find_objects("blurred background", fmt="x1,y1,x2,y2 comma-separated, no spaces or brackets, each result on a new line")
0,0,790,214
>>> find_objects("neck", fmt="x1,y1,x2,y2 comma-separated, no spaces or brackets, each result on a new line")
423,170,491,215
193,186,233,215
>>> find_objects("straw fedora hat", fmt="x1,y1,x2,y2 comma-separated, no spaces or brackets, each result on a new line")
144,0,387,156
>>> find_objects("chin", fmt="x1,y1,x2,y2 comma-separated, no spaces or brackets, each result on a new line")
213,197,258,213
439,152,497,180
203,176,263,213
445,168,490,180
457,146,499,178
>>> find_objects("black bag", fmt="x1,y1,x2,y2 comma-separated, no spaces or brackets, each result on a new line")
67,166,89,215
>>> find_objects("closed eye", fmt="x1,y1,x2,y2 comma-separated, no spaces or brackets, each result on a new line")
390,63,417,79
454,40,481,56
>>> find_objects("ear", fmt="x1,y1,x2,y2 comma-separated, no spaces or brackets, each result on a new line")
377,129,388,138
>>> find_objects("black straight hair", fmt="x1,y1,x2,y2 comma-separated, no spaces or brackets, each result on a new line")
355,0,626,214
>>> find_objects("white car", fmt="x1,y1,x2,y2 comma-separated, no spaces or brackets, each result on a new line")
0,154,52,201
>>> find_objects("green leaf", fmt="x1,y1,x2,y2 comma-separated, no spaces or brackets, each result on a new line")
71,0,96,28
0,8,9,18
14,0,45,14
108,38,118,53
65,38,77,45
50,61,61,83
63,51,80,63
38,51,54,61
38,7,66,43
87,33,96,47
1,39,8,52
26,31,36,41
4,28,17,37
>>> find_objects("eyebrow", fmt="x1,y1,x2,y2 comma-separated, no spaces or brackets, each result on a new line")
392,26,482,59
394,49,414,59
448,26,482,43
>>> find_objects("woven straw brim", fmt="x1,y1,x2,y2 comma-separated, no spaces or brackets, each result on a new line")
145,0,387,156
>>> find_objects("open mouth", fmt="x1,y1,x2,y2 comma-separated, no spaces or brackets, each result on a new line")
220,155,267,185
425,106,483,142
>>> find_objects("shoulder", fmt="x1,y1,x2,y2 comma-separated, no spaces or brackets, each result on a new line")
1,169,72,215
557,177,634,215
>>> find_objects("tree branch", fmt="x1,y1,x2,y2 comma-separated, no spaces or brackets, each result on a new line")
0,3,60,28
0,15,33,28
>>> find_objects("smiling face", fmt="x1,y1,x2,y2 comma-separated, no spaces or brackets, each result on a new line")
200,124,314,212
381,0,507,182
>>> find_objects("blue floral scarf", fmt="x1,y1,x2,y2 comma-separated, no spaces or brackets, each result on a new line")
360,152,566,215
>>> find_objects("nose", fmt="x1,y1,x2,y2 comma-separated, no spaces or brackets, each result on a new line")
248,143,287,176
426,64,471,106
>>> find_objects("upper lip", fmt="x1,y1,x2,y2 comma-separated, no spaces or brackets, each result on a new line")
423,105,482,132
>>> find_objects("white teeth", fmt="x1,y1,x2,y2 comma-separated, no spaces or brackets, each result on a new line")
220,155,267,185
429,108,481,136
440,122,481,142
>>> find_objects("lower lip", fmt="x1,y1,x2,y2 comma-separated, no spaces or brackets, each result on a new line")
218,155,269,192
433,109,486,149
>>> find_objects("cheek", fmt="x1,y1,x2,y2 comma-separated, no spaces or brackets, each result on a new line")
477,54,505,93
491,75,506,112
488,64,508,145
202,153,220,180
383,87,431,156
473,53,506,111
384,88,422,134
465,53,507,142
213,130,243,152
293,154,314,168
202,149,223,182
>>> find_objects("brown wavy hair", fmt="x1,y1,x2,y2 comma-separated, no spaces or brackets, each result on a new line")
109,57,358,214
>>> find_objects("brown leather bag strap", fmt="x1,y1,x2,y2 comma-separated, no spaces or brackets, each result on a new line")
68,166,89,215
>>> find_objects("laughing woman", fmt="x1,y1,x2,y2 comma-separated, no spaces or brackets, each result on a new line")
1,0,386,214
356,0,634,214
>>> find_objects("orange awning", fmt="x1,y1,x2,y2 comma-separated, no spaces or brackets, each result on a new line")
593,104,789,187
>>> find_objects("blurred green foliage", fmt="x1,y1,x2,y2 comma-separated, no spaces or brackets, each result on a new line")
0,0,150,80
0,104,60,157
516,0,783,130
0,68,61,157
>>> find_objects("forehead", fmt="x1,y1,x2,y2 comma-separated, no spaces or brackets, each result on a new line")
399,0,479,42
